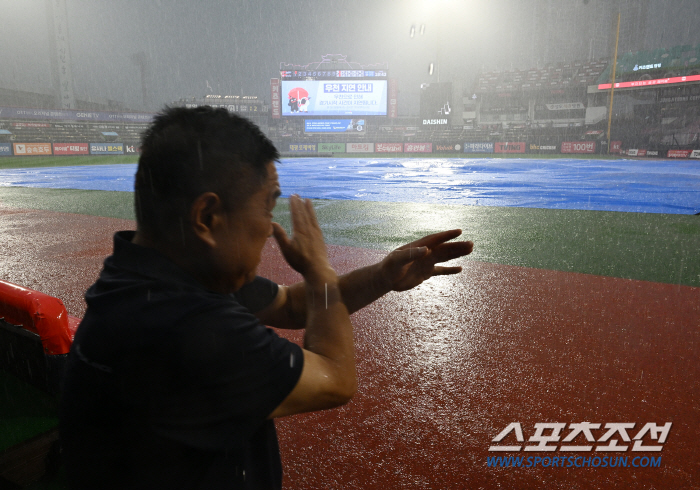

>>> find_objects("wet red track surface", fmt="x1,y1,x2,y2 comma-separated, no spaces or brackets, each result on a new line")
1,208,699,489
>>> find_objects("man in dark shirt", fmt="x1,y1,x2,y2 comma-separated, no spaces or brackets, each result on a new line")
59,106,473,489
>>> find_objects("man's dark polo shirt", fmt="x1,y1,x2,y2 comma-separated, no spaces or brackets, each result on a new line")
59,231,303,490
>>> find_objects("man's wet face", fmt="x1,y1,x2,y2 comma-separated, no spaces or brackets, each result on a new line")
217,162,280,291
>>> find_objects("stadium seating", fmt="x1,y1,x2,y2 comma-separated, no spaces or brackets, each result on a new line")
0,119,147,145
596,42,700,85
477,59,608,92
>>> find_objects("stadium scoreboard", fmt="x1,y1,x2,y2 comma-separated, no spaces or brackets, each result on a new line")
280,70,387,79
280,70,388,117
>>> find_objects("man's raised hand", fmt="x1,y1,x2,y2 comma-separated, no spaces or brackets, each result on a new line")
271,195,335,283
379,229,473,292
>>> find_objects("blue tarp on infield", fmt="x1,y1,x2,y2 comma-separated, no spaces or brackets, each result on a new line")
0,158,698,214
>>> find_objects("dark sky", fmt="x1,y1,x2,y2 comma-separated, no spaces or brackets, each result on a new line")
1,0,699,114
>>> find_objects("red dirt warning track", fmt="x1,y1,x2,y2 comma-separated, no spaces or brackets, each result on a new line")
1,208,698,489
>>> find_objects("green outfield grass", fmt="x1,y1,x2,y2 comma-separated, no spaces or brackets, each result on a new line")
1,186,697,287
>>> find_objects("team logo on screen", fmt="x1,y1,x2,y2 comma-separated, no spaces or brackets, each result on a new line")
288,87,310,113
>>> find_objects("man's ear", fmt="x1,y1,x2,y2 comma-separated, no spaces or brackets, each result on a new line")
190,192,224,248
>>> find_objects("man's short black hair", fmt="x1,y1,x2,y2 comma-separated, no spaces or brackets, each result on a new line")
135,106,279,237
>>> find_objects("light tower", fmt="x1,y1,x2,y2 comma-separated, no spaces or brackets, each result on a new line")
46,0,76,109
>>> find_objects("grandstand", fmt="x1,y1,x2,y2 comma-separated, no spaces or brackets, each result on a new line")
0,113,149,157
0,93,152,156
264,44,700,158
0,120,146,146
587,43,700,152
597,43,700,85
2,44,700,159
0,85,152,156
174,94,269,134
476,59,607,93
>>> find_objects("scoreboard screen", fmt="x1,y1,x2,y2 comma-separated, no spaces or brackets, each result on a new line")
281,80,387,116
280,70,388,116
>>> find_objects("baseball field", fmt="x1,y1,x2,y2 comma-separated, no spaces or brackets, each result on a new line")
0,156,698,489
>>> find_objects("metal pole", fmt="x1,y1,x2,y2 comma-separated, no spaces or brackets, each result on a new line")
606,12,621,154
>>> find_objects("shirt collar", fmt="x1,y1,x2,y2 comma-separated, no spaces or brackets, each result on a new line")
110,230,204,289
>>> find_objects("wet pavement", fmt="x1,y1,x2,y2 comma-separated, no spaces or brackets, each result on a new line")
0,208,698,489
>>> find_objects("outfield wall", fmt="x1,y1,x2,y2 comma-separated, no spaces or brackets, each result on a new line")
0,142,139,156
277,141,700,158
3,140,699,159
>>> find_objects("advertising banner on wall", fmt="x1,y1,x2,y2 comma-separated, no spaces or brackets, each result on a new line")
53,143,89,155
495,142,526,153
646,150,660,157
561,141,596,154
690,150,700,159
420,82,452,127
90,143,124,155
422,118,449,127
13,143,52,156
270,78,281,119
347,142,374,153
318,143,346,153
668,149,692,158
598,74,700,90
0,107,154,123
12,122,52,128
287,143,317,153
434,143,461,153
610,141,622,154
125,144,139,154
529,143,559,153
0,143,12,156
464,142,494,153
305,119,365,133
545,102,585,110
388,78,399,118
404,143,432,153
376,142,403,153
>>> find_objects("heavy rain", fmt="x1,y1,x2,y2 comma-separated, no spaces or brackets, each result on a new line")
0,1,699,489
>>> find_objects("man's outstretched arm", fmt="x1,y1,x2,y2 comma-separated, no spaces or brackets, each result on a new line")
257,229,474,330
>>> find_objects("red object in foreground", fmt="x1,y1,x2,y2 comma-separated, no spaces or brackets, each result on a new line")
0,279,79,355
